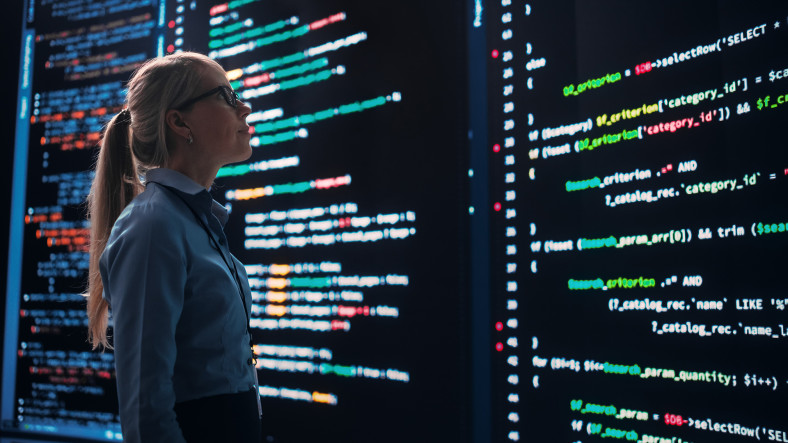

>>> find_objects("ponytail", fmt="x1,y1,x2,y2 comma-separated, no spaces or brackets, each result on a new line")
86,109,142,350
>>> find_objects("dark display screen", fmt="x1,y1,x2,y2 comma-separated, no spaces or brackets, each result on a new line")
3,1,468,442
487,1,788,441
3,1,788,442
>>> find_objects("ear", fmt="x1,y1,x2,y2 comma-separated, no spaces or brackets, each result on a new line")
165,109,192,140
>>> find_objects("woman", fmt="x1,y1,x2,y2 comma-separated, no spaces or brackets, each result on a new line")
86,52,261,442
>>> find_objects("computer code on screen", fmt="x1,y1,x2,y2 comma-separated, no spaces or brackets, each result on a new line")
6,1,788,442
3,1,162,440
3,1,469,442
196,1,469,441
487,1,788,442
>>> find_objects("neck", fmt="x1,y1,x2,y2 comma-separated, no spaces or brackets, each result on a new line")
166,153,218,190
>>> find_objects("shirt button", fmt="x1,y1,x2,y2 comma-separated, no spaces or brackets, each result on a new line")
219,238,226,245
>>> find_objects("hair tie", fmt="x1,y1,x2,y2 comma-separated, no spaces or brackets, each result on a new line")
117,108,132,125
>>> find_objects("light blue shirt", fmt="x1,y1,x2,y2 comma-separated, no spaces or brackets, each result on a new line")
100,168,257,443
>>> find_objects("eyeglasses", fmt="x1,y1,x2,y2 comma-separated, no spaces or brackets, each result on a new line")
176,85,240,110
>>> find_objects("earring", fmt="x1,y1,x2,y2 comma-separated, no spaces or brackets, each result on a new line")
187,132,194,144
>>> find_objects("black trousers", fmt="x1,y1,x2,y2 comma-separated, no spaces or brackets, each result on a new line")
174,389,261,443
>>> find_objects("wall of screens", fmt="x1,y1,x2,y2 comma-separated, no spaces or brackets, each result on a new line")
487,2,788,441
3,1,788,442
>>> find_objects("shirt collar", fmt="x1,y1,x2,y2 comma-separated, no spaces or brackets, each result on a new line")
145,168,229,227
145,168,206,195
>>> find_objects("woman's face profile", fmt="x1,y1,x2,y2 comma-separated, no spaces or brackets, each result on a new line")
183,63,253,169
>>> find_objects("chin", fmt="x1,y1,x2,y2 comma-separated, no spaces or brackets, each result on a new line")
241,144,253,161
231,138,252,160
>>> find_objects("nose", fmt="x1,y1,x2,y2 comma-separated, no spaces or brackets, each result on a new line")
237,99,252,119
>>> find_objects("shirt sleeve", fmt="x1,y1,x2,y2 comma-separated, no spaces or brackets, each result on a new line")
100,207,188,443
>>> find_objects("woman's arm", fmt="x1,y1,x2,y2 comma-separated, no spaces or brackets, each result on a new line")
100,207,188,443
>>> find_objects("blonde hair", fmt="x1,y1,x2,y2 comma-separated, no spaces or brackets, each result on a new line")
87,52,225,349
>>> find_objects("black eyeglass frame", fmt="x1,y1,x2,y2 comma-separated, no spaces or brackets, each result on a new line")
175,85,240,110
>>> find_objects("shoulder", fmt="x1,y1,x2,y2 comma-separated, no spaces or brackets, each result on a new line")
106,184,192,252
119,183,190,224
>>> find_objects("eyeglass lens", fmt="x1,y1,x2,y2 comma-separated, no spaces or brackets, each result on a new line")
220,87,238,108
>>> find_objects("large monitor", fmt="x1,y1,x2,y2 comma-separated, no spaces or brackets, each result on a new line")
3,1,787,442
486,2,788,441
3,1,468,442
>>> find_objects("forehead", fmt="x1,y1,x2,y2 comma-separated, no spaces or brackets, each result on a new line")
198,62,230,88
